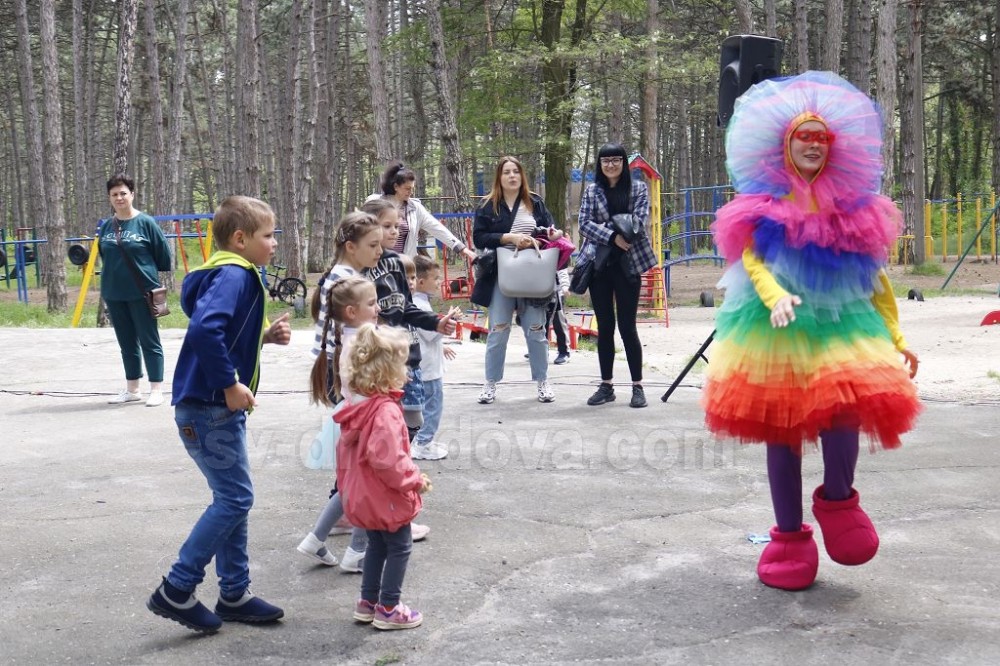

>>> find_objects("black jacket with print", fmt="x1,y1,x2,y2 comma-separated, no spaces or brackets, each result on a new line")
364,250,439,369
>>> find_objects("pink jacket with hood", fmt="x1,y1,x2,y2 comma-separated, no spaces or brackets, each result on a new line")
334,391,423,532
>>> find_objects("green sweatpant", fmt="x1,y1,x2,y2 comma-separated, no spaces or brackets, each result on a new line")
105,299,165,383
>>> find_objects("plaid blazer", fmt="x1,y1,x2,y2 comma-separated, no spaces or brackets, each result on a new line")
578,180,657,277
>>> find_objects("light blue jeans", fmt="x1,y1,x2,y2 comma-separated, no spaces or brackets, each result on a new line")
485,282,549,382
415,378,443,445
167,401,253,597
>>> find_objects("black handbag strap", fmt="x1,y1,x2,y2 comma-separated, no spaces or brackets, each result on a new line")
112,218,149,294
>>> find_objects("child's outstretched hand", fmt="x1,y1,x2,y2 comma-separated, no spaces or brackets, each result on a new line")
901,348,919,379
419,473,433,494
443,346,457,361
770,294,802,328
264,312,292,345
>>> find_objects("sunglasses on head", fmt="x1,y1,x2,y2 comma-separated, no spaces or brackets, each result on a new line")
792,130,835,145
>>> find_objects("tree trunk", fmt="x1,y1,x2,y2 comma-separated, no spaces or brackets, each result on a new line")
794,0,809,72
734,0,753,33
822,0,845,73
72,0,88,236
39,0,69,310
114,0,139,176
875,0,898,196
236,0,262,195
298,0,321,270
540,0,588,227
930,94,944,199
13,0,49,235
764,0,777,36
143,0,167,213
427,0,470,211
640,0,659,161
993,0,1000,193
901,0,925,263
191,11,224,205
364,0,392,164
846,0,872,91
165,0,190,214
270,0,308,277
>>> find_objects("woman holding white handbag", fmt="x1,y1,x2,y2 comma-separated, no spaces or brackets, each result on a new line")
472,156,562,404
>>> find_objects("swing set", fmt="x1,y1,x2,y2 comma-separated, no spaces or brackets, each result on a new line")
68,214,215,327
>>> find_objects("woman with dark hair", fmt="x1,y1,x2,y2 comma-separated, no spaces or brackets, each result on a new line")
373,161,478,263
472,156,561,404
577,144,657,408
99,174,172,406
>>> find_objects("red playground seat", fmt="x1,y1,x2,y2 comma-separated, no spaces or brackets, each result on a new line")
980,311,1000,326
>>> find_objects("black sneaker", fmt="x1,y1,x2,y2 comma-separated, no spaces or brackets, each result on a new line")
587,383,615,406
554,352,570,365
146,578,222,634
215,590,285,623
630,385,647,408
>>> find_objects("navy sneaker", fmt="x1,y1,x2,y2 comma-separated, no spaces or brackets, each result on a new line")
146,578,222,634
215,590,284,623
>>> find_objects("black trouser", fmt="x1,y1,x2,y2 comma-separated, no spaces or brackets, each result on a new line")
545,295,568,355
588,266,643,382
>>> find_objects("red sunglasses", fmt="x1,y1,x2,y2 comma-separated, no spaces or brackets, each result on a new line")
792,130,835,145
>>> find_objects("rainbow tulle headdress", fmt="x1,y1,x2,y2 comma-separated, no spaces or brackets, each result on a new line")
725,71,885,202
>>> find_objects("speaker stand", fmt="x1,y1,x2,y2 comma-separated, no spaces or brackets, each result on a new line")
661,329,715,403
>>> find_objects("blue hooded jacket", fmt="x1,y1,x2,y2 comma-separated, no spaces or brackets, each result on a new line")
171,252,267,406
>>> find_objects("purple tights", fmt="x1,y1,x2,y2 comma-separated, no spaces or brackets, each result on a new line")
766,427,860,532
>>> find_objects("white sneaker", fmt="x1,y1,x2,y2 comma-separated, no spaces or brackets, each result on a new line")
340,546,365,573
108,390,142,405
412,441,448,460
145,390,164,407
537,380,555,403
411,523,430,542
478,382,497,404
297,533,338,566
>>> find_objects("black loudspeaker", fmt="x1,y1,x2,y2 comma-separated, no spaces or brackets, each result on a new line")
717,34,783,127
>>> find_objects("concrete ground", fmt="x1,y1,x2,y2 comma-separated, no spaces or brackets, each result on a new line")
1,322,998,665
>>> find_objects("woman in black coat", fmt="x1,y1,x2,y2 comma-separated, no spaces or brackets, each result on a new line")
471,156,562,405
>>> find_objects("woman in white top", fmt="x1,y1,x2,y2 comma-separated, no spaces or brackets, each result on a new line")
374,160,478,263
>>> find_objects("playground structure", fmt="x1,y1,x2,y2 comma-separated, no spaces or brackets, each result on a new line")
68,214,219,326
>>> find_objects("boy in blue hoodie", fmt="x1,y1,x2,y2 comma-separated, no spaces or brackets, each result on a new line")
146,196,291,634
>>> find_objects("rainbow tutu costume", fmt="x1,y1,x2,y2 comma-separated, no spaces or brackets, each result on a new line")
702,71,920,449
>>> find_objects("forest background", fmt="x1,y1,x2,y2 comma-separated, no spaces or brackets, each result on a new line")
2,0,998,312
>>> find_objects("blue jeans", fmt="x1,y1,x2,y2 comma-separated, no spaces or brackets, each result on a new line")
415,378,443,445
167,401,254,597
485,282,548,382
401,366,425,412
361,524,413,607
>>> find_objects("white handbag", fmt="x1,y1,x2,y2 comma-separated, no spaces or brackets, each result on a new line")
496,246,559,298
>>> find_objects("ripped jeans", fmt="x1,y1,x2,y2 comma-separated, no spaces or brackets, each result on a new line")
484,281,549,383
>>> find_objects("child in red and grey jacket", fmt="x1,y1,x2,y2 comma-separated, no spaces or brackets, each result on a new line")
334,324,432,631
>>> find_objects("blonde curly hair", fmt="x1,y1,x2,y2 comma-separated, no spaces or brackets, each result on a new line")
347,324,410,397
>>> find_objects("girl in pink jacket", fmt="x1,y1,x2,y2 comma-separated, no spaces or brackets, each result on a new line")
335,324,432,630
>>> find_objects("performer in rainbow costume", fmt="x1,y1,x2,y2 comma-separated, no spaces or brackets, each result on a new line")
703,71,921,591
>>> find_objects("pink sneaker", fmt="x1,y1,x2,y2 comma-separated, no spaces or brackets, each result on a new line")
372,602,423,630
353,598,376,623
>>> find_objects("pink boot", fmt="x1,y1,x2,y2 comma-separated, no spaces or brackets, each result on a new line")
757,524,819,591
811,485,879,565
